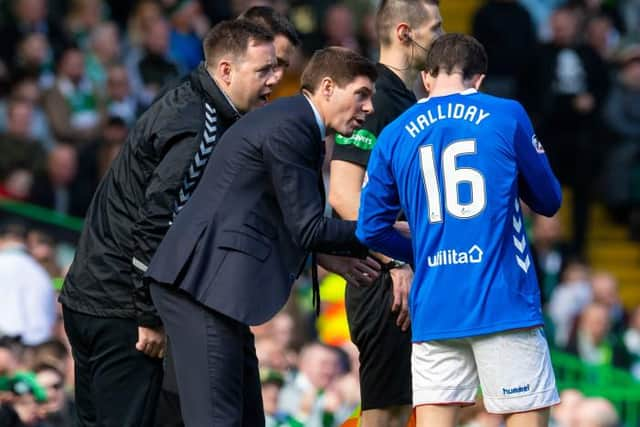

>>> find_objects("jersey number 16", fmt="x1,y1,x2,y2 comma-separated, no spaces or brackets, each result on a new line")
419,139,486,223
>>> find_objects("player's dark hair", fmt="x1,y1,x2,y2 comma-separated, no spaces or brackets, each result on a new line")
202,19,274,66
425,33,488,81
300,47,377,93
376,0,440,46
240,6,300,47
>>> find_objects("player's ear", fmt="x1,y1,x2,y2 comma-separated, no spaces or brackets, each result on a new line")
471,74,486,91
320,77,334,100
396,23,411,44
216,58,233,86
421,70,433,94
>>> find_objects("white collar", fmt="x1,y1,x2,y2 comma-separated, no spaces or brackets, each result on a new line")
303,95,326,140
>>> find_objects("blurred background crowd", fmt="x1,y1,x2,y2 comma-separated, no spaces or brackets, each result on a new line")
1,0,640,426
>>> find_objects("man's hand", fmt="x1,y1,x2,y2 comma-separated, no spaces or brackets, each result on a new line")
317,253,381,287
390,264,413,331
136,326,166,358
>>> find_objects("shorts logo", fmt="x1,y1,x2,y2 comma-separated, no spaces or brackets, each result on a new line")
427,245,483,267
502,384,530,395
532,134,545,154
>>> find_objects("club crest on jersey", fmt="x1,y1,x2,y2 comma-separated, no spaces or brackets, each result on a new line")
532,134,545,154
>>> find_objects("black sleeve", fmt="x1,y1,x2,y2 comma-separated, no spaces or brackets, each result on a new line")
263,125,368,257
331,112,384,167
130,131,198,327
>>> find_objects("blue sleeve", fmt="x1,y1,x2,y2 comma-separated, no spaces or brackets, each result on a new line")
356,128,413,262
512,102,562,216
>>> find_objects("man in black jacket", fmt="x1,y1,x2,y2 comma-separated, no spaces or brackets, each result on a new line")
145,47,377,426
59,20,279,427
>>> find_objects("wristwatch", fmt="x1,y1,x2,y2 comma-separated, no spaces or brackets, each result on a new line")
383,259,407,270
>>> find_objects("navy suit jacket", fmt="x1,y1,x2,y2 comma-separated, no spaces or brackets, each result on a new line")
145,95,367,325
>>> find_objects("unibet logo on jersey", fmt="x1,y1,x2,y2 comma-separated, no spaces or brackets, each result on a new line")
335,129,377,151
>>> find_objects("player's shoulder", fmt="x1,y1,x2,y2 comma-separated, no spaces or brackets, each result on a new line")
477,93,527,117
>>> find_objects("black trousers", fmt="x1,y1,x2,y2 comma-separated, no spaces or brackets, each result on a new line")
150,283,264,427
62,307,163,427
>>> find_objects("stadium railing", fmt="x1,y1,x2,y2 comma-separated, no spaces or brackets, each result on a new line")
551,349,640,426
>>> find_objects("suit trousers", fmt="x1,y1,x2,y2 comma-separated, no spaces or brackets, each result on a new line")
62,307,163,427
150,283,264,427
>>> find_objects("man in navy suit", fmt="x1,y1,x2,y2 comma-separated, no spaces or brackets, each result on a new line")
145,47,378,426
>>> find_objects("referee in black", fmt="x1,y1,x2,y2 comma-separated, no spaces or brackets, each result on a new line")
328,1,443,425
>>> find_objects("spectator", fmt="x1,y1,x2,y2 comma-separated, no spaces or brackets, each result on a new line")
261,368,294,427
550,388,584,426
85,22,121,90
0,372,47,427
623,306,640,379
472,0,537,100
71,115,127,216
124,0,163,55
584,13,619,61
590,272,627,336
535,5,610,255
518,0,565,40
104,64,138,126
0,98,48,162
11,33,55,89
28,144,79,216
43,47,105,145
0,77,53,149
64,0,107,50
548,258,593,347
566,302,631,370
601,43,640,231
575,397,620,427
278,343,345,427
26,230,61,278
33,363,74,427
0,222,55,346
531,213,571,304
0,0,69,67
126,17,180,108
166,0,205,74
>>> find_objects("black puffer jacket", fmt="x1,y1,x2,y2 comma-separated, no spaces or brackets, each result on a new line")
60,64,241,326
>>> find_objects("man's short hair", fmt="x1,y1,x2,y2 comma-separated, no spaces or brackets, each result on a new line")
202,19,274,66
300,47,377,93
425,33,488,81
376,0,439,46
240,6,300,47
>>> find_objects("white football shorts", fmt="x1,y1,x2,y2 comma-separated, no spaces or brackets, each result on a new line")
412,327,560,414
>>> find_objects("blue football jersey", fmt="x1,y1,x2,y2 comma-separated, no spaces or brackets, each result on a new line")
356,89,562,342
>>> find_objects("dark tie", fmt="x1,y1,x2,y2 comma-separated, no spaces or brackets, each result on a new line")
311,140,327,316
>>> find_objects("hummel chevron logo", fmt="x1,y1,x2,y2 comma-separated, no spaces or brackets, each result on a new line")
513,216,522,233
194,152,206,167
513,197,529,273
513,234,526,253
516,254,531,273
178,188,188,203
173,102,218,217
200,141,213,155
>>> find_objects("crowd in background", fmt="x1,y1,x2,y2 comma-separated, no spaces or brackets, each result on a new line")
0,0,640,426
